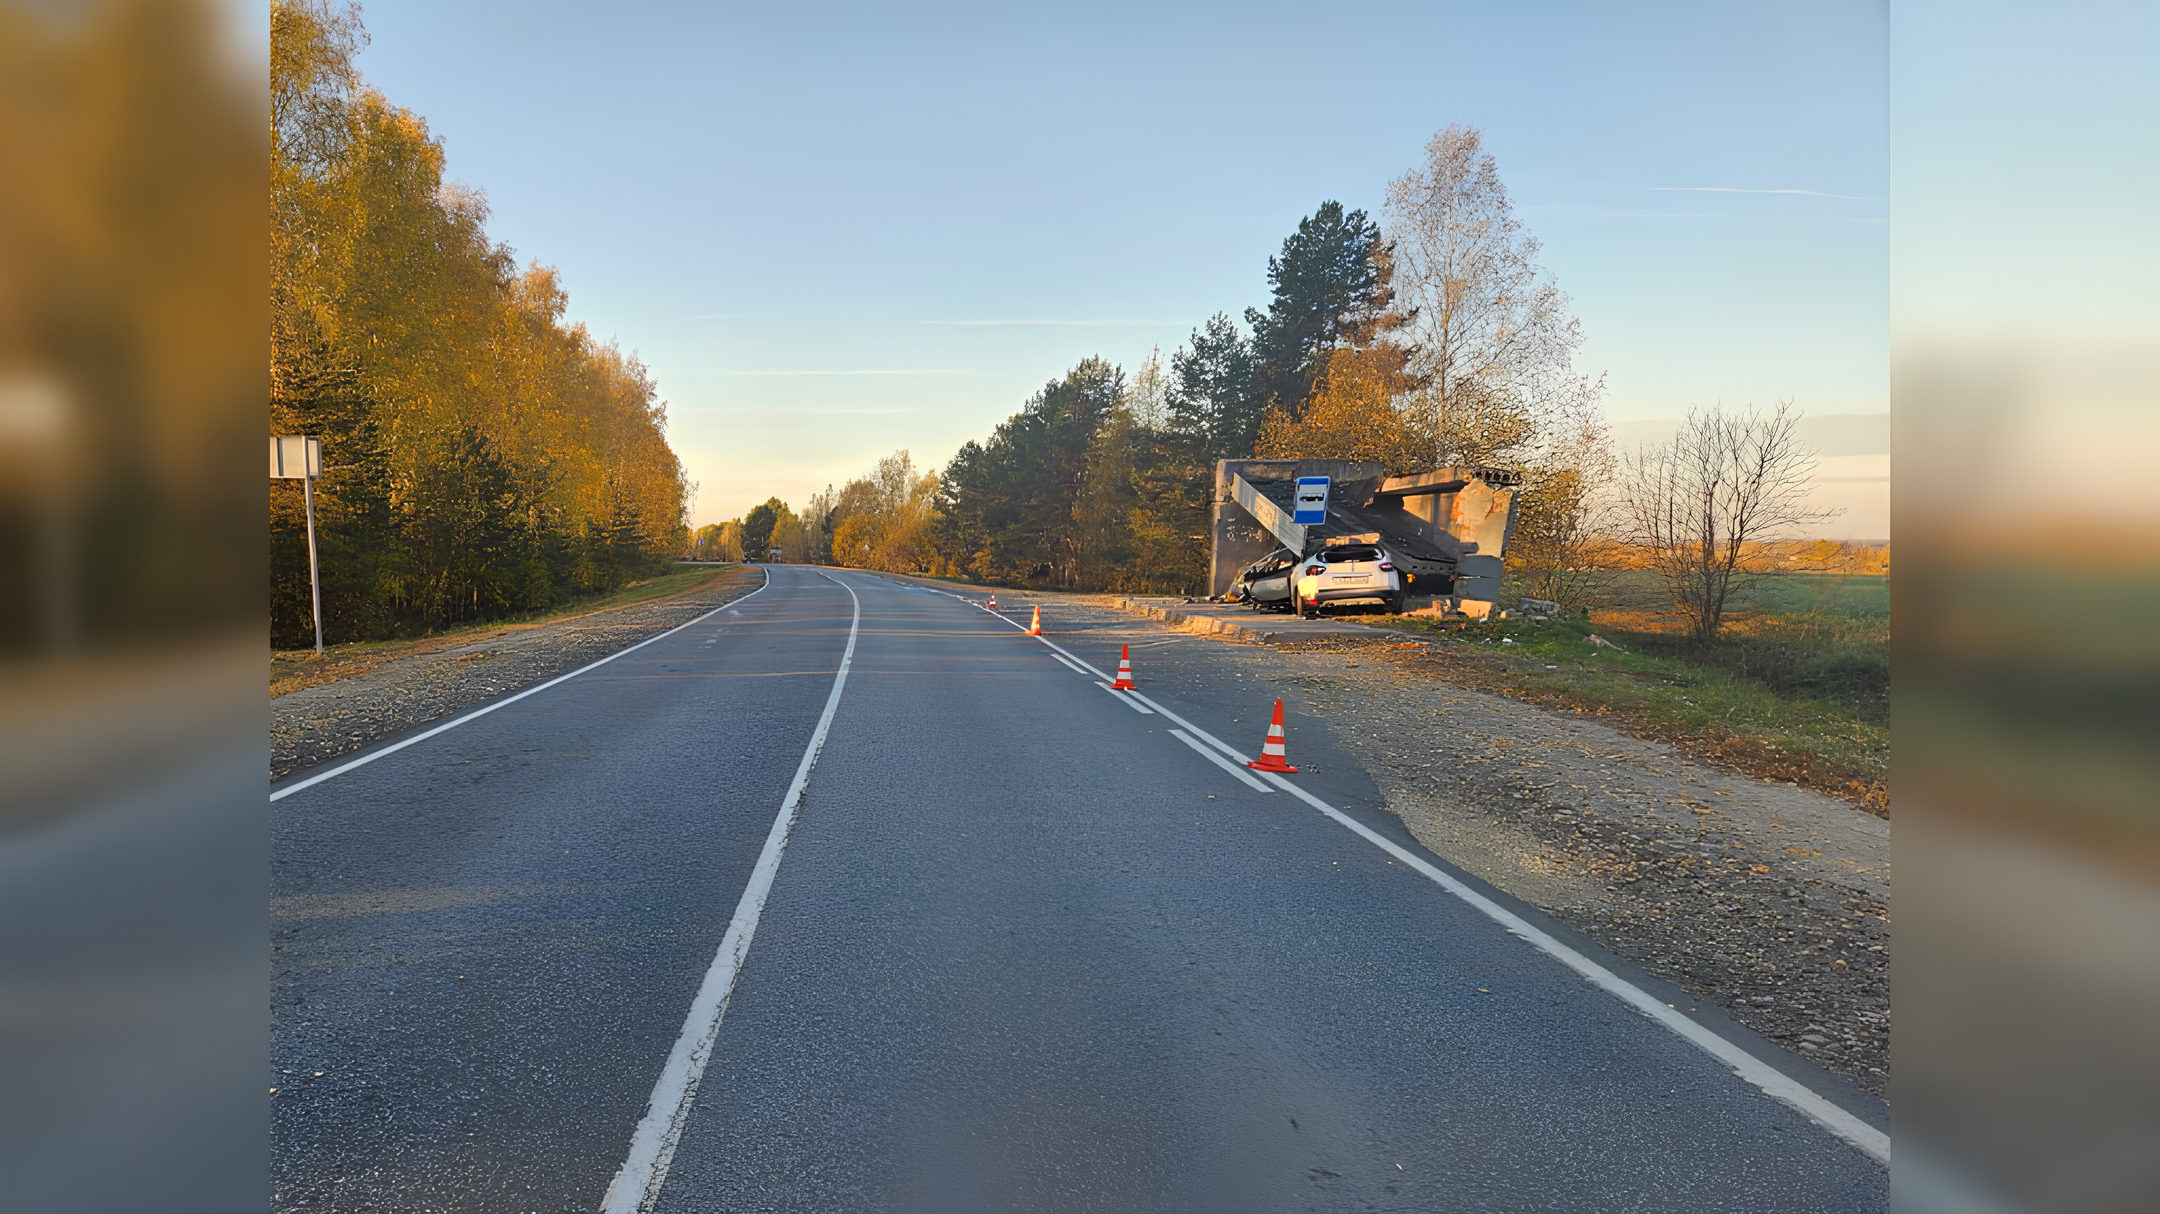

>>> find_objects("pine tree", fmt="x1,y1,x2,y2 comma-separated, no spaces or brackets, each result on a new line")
1166,313,1263,462
1244,201,1410,422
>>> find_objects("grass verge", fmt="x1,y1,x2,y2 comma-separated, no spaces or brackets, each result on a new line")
1373,610,1891,816
269,563,750,697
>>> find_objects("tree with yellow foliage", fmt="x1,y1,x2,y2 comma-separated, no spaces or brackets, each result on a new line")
830,452,941,573
1253,344,1432,474
270,1,688,644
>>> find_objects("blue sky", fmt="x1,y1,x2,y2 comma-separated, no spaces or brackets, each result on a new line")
351,1,1891,530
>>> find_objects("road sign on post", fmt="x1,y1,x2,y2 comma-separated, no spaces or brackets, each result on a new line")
271,436,326,656
1293,476,1330,526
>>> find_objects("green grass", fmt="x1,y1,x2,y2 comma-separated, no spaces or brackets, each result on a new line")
1583,570,1889,620
1376,610,1891,804
1744,572,1889,619
424,562,739,631
567,562,739,613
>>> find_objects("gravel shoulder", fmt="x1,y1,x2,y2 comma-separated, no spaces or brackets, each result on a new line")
270,566,767,782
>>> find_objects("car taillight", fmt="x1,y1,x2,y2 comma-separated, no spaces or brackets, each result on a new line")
1307,566,1323,576
1377,561,1393,571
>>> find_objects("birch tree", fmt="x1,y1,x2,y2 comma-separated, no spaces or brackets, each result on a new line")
1384,124,1598,471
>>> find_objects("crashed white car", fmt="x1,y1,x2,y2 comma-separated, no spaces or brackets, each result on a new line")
1293,541,1404,617
1231,548,1300,610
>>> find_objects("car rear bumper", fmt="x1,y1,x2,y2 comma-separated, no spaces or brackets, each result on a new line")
1306,583,1398,604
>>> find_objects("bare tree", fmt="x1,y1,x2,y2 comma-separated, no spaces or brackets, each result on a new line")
1621,401,1837,641
1508,404,1621,612
1385,124,1598,470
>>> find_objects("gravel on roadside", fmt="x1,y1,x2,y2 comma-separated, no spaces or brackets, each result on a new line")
270,568,767,782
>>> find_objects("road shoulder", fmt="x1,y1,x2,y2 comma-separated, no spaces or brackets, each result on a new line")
269,567,765,782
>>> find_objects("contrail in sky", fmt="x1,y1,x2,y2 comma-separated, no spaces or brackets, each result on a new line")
920,319,1180,327
1653,187,1876,200
707,369,971,377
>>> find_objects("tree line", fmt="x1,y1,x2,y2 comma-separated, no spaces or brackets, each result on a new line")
695,124,1832,637
782,126,1612,596
271,1,688,648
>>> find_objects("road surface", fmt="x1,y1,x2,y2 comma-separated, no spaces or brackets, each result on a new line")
271,565,1889,1211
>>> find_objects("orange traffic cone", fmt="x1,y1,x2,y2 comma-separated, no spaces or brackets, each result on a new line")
1026,605,1043,636
1245,699,1298,773
1110,644,1136,690
986,593,998,611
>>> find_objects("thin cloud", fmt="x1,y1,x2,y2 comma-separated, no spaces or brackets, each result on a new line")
680,406,922,415
704,368,973,377
1525,202,1716,218
920,319,1180,327
1653,186,1877,200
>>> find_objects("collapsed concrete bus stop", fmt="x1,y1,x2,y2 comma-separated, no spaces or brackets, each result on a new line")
1209,459,1522,618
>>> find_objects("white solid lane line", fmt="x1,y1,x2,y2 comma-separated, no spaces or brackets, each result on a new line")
270,568,774,803
1095,683,1154,713
1169,729,1272,791
1051,652,1092,677
599,572,863,1214
1126,688,1889,1166
1254,767,1890,1164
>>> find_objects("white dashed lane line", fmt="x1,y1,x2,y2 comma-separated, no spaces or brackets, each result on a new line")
1169,729,1272,791
1095,683,1154,714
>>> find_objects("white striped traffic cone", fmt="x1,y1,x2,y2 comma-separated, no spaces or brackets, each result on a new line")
1026,605,1042,636
1245,699,1298,773
1110,644,1136,690
986,593,998,611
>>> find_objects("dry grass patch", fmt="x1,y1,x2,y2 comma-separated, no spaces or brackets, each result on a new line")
270,564,750,697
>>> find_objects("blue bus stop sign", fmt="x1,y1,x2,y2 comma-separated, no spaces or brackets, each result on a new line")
1293,476,1329,525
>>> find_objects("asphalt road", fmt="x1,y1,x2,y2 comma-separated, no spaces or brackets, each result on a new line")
271,566,1889,1212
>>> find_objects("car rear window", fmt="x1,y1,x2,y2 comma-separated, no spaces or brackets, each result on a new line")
1323,547,1378,563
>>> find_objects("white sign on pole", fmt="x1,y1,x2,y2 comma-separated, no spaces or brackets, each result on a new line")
1293,476,1330,525
271,436,327,654
271,435,321,479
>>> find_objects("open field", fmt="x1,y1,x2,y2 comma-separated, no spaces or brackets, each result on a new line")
1588,569,1889,621
1378,597,1891,815
270,563,743,697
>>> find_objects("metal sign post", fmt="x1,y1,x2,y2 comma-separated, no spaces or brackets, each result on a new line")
271,436,325,655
